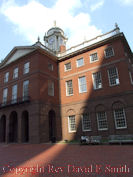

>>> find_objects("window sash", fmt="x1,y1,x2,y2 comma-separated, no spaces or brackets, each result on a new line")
78,76,87,93
114,108,127,129
3,88,8,103
68,115,76,132
12,85,17,103
23,80,29,99
24,62,30,74
4,72,9,83
108,67,119,86
77,58,84,67
90,53,98,62
105,47,114,58
65,62,71,71
82,113,91,131
66,80,73,96
97,112,108,130
92,72,102,89
13,68,18,79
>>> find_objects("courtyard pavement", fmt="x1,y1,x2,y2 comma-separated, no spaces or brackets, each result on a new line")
0,143,133,177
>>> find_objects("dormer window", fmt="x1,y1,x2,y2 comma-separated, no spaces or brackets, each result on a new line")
105,47,114,58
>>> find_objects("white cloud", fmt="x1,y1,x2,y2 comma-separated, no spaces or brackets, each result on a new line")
118,0,133,5
90,0,104,11
0,0,102,48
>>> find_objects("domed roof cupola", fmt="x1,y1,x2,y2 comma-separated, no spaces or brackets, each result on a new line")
44,21,67,53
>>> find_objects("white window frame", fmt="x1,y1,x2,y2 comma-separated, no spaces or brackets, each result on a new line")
48,81,54,96
76,58,84,67
23,80,29,100
2,88,8,104
92,71,102,90
24,62,30,74
68,115,76,133
104,47,114,58
66,80,73,96
64,62,71,71
129,72,133,85
78,76,87,93
82,113,91,132
13,67,18,79
97,112,108,131
90,52,98,63
12,84,17,103
107,67,120,86
114,108,127,129
4,72,9,83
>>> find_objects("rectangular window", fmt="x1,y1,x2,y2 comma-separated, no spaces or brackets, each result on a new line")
13,67,18,79
90,53,98,63
82,113,91,131
48,63,53,71
23,80,29,100
78,76,87,93
97,112,108,130
48,81,54,96
108,67,119,86
105,47,114,58
68,115,76,132
92,72,102,89
4,72,9,83
2,88,8,104
129,72,133,85
66,80,73,96
12,84,17,103
65,62,71,71
24,62,30,74
77,58,84,67
114,108,127,129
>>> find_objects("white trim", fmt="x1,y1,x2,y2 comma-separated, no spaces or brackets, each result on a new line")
64,62,71,72
78,76,87,93
68,115,76,133
107,66,120,86
114,108,127,129
90,52,99,63
76,58,84,67
97,112,108,131
81,114,91,132
104,47,115,58
92,71,102,90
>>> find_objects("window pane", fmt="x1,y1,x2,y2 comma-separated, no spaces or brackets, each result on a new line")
69,115,76,132
90,53,98,62
65,62,71,71
82,113,91,131
114,108,127,129
79,76,87,93
48,81,54,96
105,47,114,58
97,111,108,130
66,80,73,96
77,58,84,67
108,67,119,86
93,72,102,89
24,62,30,74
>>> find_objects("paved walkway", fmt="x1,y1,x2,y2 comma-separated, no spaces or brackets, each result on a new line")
0,144,133,177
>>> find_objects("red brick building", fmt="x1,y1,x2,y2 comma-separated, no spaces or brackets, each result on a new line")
0,24,133,143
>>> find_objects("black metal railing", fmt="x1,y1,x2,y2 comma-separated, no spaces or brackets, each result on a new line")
0,96,30,109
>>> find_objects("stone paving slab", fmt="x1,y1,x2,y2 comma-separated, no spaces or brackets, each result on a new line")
0,144,133,177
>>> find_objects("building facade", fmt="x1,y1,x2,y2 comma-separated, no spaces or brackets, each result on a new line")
0,25,133,143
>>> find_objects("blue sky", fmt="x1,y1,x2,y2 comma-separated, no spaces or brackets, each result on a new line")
0,0,133,61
